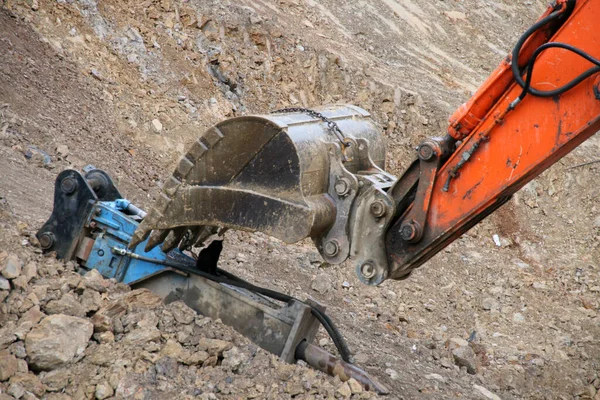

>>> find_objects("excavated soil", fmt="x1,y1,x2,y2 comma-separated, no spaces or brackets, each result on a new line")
1,0,599,399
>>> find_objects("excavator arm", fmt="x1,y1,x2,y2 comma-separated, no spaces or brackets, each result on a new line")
111,0,599,285
386,0,600,280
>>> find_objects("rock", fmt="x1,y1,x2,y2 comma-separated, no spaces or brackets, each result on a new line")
8,373,45,397
197,338,232,356
444,11,467,21
155,356,179,378
185,350,209,365
45,293,86,317
42,368,70,392
9,341,27,359
161,339,186,362
169,301,195,324
0,323,18,348
15,306,45,339
203,355,218,367
56,144,69,158
95,380,114,399
26,314,93,371
0,350,19,381
347,378,363,394
12,275,29,291
425,373,446,383
93,331,115,344
122,289,162,310
25,146,52,167
22,262,37,283
31,0,39,11
115,375,141,398
446,337,469,350
0,276,10,290
473,384,501,400
513,312,525,323
91,299,127,332
81,289,103,313
481,297,499,311
82,269,109,293
336,382,352,398
385,368,399,380
87,344,116,367
8,382,25,398
124,328,161,345
310,273,332,294
2,255,22,279
221,346,247,372
151,119,163,133
16,359,27,374
452,346,478,374
285,380,304,396
31,285,48,303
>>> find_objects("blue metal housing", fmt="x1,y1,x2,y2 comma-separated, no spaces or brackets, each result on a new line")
84,201,188,284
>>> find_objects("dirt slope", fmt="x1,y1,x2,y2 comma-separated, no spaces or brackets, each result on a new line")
1,0,599,399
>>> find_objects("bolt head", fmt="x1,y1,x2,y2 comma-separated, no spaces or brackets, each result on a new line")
400,223,417,242
334,178,351,196
38,232,55,250
360,262,376,279
370,200,386,218
417,143,435,161
323,240,339,257
60,177,78,195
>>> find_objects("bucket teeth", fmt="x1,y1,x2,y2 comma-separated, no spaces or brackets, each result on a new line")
145,229,170,252
161,227,187,253
129,227,150,249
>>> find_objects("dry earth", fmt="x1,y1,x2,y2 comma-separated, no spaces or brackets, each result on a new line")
1,0,599,399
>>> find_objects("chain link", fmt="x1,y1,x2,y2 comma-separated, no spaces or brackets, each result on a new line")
272,107,348,147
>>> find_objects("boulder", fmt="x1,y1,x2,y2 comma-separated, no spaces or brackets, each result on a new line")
25,314,93,371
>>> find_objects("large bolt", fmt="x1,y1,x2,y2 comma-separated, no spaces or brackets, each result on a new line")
323,240,339,257
334,178,351,196
360,262,376,279
38,232,55,250
60,177,78,195
417,143,435,161
399,222,421,242
370,200,386,218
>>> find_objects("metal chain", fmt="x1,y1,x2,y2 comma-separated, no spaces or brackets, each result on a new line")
272,107,348,147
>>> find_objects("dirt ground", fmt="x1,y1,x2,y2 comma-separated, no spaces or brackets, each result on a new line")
1,0,599,399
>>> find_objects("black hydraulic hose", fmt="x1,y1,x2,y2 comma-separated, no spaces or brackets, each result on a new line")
112,247,353,363
510,9,563,82
510,0,599,102
517,42,600,100
213,268,353,363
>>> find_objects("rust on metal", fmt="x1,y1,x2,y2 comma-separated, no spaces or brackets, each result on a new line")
295,341,390,395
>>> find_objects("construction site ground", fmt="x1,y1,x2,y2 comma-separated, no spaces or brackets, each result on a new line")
0,0,599,399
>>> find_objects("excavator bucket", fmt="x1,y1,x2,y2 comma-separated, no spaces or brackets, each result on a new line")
130,105,398,285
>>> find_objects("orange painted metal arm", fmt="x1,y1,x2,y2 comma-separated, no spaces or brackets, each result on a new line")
386,0,600,280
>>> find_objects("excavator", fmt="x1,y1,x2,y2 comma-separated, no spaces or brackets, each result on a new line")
36,0,599,393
